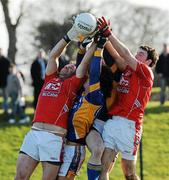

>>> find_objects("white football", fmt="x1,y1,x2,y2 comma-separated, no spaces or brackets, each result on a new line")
74,13,97,35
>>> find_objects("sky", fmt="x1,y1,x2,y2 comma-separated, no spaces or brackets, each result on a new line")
128,0,169,10
1,0,169,54
1,0,169,96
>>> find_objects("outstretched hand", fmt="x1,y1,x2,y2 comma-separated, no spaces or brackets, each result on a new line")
94,32,107,49
63,24,80,43
97,16,111,37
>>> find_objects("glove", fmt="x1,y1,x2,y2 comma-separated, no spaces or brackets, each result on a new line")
94,33,107,49
97,16,111,37
63,24,79,43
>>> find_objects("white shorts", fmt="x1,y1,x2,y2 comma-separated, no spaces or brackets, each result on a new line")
102,116,142,160
20,129,64,163
58,145,86,177
93,118,105,134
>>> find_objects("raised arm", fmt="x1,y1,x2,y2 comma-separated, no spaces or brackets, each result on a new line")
86,47,103,105
46,39,68,76
105,41,127,71
76,42,97,78
76,38,93,67
46,24,81,76
98,17,137,71
108,34,137,70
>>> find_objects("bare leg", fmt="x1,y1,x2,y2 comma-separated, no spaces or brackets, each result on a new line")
57,143,85,180
86,130,105,180
121,159,140,180
15,153,39,180
99,148,118,180
86,130,105,165
42,162,60,180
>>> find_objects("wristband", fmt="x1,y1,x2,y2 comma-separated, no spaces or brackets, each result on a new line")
63,34,71,43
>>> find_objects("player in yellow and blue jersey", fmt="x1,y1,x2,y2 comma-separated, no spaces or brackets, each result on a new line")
86,44,122,180
58,35,115,180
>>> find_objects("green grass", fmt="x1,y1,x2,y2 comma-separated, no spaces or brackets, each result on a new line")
0,96,169,179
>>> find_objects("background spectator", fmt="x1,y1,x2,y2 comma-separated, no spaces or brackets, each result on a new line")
155,43,169,105
0,48,11,114
6,63,30,124
30,49,47,109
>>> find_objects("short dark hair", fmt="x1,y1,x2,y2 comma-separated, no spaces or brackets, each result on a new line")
139,45,159,67
58,56,69,71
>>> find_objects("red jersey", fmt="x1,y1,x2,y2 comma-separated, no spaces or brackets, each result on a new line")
33,73,86,129
109,62,154,129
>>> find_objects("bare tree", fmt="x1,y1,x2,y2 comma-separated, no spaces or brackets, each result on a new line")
96,0,169,52
127,7,169,49
0,0,24,63
35,21,72,52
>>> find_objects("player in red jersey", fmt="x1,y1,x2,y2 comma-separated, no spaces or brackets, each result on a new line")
97,17,159,180
14,25,97,180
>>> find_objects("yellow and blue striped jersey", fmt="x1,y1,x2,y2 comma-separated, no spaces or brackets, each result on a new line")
67,50,104,142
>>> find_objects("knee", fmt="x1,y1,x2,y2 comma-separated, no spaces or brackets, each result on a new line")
91,144,104,158
125,174,140,180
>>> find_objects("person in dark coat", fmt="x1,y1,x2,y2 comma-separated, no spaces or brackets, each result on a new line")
0,48,10,113
155,43,169,104
31,49,47,109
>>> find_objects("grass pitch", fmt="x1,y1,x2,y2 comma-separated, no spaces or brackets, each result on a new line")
0,94,169,180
